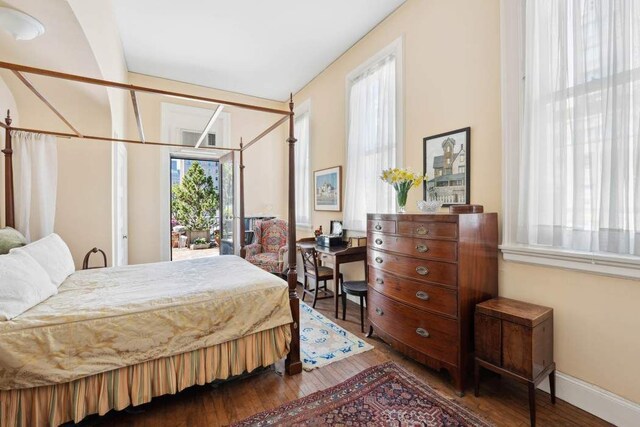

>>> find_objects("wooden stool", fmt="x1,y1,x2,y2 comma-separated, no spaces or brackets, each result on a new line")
341,280,368,332
474,297,555,427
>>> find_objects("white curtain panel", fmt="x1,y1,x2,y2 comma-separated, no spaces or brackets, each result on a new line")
294,111,310,227
518,0,640,255
12,131,58,242
344,56,397,231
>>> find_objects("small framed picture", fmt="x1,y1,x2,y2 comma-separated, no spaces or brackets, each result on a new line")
314,166,342,211
330,220,343,236
423,127,470,206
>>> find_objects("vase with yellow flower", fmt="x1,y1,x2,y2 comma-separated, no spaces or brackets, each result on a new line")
380,168,427,213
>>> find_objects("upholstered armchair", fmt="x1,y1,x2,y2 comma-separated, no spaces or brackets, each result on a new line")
244,219,288,273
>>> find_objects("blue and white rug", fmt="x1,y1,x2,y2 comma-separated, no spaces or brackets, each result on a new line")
300,301,373,371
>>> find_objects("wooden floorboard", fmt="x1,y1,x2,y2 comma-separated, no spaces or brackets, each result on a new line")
79,288,610,427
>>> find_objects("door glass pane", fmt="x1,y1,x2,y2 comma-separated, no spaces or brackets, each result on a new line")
219,152,235,255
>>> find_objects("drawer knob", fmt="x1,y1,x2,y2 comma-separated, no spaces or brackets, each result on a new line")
415,244,429,253
416,328,430,338
375,307,384,316
416,291,430,301
416,266,429,276
375,224,382,231
375,257,383,264
375,278,384,285
375,238,383,245
416,226,429,235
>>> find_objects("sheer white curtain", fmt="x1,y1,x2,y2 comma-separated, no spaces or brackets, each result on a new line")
13,131,58,242
294,111,310,227
518,0,640,256
344,56,397,231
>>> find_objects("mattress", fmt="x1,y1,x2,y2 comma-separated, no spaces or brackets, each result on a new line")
0,255,293,390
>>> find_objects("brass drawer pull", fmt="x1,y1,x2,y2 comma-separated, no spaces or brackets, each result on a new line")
375,238,383,245
375,224,383,231
416,244,428,253
375,278,384,285
416,266,429,275
416,291,430,301
416,328,430,338
375,307,384,316
416,226,429,235
375,257,383,264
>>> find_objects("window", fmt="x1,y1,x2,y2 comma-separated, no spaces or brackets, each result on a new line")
294,100,311,228
344,38,403,231
181,130,216,147
501,0,640,277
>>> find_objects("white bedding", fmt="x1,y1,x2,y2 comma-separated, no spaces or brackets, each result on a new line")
0,255,292,390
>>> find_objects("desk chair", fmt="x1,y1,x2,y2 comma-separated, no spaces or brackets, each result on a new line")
299,245,343,308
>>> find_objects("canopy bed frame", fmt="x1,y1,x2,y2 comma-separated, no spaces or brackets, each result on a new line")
0,61,302,368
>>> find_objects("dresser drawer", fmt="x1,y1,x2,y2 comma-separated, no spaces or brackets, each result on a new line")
368,267,457,317
368,232,457,262
397,221,458,239
368,219,396,234
368,289,459,365
368,249,457,287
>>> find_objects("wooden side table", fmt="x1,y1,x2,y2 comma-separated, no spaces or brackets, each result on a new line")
474,297,555,427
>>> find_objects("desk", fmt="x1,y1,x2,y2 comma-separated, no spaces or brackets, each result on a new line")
298,243,367,318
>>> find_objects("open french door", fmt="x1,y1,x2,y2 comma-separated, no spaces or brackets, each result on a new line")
112,142,128,266
219,151,238,255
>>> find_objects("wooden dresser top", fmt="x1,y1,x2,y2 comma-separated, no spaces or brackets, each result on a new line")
476,297,553,327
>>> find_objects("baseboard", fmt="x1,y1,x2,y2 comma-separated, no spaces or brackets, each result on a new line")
537,371,640,426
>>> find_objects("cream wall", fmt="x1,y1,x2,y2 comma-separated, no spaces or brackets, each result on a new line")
0,73,113,269
7,77,113,269
289,0,639,404
0,0,115,270
126,73,287,265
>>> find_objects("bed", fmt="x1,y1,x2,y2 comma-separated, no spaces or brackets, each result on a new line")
0,256,293,426
0,61,302,427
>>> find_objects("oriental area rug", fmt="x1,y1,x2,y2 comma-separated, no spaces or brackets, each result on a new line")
299,301,373,370
233,362,492,426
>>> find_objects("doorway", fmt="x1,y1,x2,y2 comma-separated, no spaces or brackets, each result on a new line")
170,156,220,261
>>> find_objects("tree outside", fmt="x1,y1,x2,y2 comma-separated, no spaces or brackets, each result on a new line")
171,162,219,233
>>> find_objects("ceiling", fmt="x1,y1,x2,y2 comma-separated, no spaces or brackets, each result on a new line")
111,0,406,101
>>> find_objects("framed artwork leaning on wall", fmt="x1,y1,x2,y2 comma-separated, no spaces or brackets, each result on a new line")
314,166,342,211
423,127,470,206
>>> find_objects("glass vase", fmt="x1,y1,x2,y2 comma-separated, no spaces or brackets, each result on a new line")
396,189,408,214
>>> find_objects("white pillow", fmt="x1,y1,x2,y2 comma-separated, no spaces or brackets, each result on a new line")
0,250,58,320
11,234,75,287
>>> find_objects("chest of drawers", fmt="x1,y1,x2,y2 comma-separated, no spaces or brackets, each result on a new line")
366,213,498,395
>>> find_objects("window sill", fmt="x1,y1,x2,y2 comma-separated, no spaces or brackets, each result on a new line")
500,244,640,280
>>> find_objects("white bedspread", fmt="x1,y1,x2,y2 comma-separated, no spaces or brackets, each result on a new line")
0,255,292,390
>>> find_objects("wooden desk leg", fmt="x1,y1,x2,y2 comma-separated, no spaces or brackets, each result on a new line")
333,258,341,318
528,382,537,427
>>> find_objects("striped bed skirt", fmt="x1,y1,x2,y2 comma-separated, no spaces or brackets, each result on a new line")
0,325,291,427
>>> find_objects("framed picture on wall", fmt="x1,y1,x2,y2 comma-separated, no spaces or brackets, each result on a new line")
314,166,342,211
423,127,470,206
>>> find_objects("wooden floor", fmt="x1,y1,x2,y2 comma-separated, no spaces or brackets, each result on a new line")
79,289,610,427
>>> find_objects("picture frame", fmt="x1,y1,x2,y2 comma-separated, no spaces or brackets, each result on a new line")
314,166,342,211
330,220,343,236
423,127,470,206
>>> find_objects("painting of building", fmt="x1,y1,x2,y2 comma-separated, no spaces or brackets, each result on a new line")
423,128,470,205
